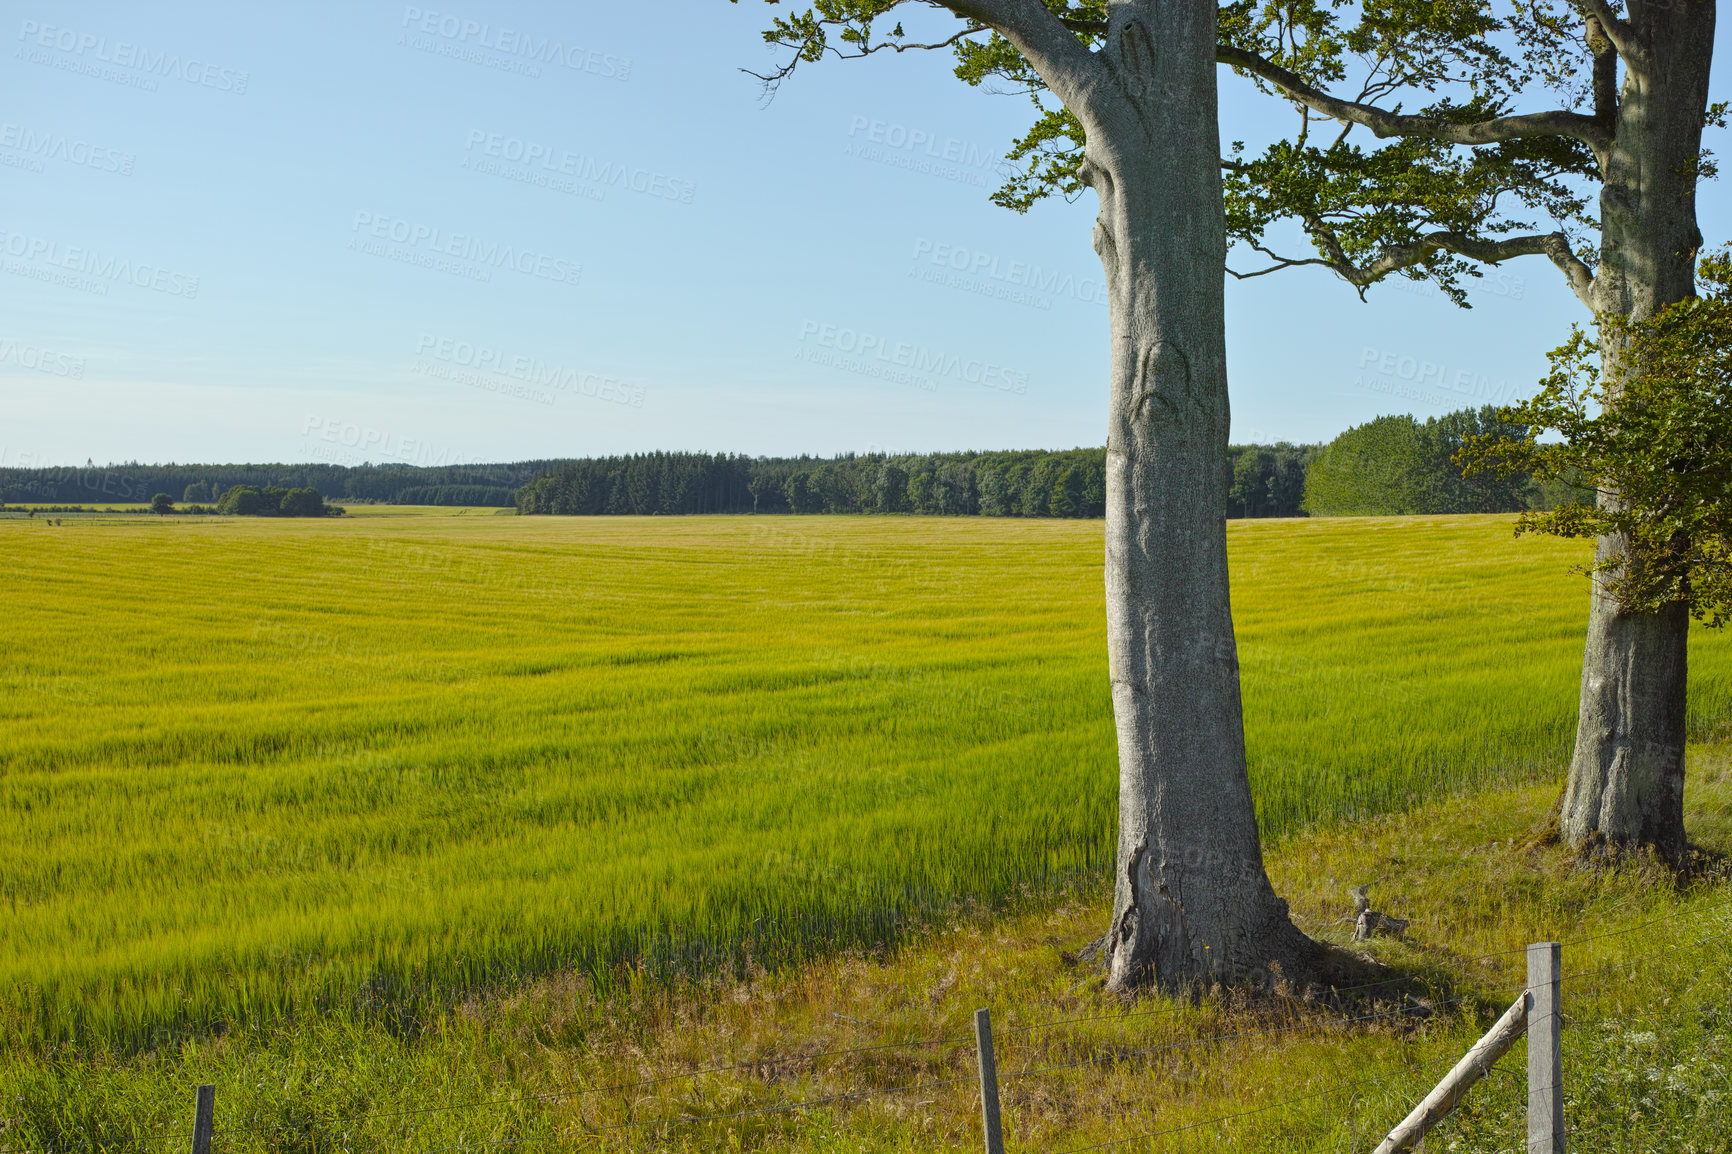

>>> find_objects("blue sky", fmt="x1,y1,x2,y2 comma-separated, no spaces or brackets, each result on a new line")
2,1,1727,469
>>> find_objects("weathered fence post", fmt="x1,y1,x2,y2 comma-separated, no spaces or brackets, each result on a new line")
974,1007,1004,1154
1528,941,1564,1153
1371,990,1531,1154
190,1084,215,1154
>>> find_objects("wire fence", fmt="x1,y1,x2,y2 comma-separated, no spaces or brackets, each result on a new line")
35,904,1732,1154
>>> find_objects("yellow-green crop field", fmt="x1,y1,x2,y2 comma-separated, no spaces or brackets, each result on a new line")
4,511,1731,1055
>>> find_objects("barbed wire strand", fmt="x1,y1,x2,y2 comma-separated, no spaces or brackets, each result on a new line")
44,1132,191,1152
214,1029,977,1136
993,1003,1188,1038
407,995,1489,1154
416,1069,983,1153
207,994,1424,1140
1309,911,1683,1001
54,896,1732,1151
1283,897,1732,1011
1044,1046,1469,1154
1555,921,1732,992
221,976,1443,1137
230,900,1732,1133
55,1007,1194,1147
1003,991,1481,1083
1556,911,1686,948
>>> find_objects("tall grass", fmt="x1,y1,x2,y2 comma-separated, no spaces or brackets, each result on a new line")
3,511,1728,1052
10,775,1732,1154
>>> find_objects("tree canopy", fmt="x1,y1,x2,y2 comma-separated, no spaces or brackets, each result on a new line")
1303,406,1538,515
748,0,1615,306
217,486,344,517
1463,248,1732,624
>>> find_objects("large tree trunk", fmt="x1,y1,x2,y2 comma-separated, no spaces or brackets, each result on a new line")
1084,0,1310,992
1559,0,1714,863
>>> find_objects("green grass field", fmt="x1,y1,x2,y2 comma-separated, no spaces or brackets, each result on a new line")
5,510,1732,1058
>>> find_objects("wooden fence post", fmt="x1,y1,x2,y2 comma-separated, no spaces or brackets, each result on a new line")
974,1007,1004,1154
1528,941,1564,1154
1371,991,1531,1154
190,1084,215,1154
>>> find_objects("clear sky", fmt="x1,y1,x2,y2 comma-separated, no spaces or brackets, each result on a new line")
2,2,1727,469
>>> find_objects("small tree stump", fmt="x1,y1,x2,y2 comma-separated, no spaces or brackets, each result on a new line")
1350,884,1410,942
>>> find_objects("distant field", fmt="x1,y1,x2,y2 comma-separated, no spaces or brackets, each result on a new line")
4,512,1730,1049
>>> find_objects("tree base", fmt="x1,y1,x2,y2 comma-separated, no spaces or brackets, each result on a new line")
1102,907,1320,998
1559,582,1688,866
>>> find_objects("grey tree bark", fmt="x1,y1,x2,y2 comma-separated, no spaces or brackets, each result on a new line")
1085,6,1310,993
1221,0,1715,862
942,0,1311,991
1557,0,1714,863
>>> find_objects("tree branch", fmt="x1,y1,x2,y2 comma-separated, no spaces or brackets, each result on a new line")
1309,222,1598,307
743,6,988,87
1059,18,1108,36
749,0,1108,122
1585,16,1619,132
940,0,1107,113
1226,243,1338,280
1574,0,1641,63
1216,44,1612,160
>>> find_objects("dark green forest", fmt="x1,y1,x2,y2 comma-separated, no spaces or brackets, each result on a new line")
0,462,548,508
212,486,344,517
513,444,1318,518
1301,408,1578,515
0,407,1562,520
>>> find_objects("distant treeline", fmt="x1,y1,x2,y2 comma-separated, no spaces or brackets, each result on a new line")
515,407,1555,519
1301,407,1574,515
0,462,551,507
516,449,1106,517
516,445,1316,518
0,405,1562,520
393,485,519,506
